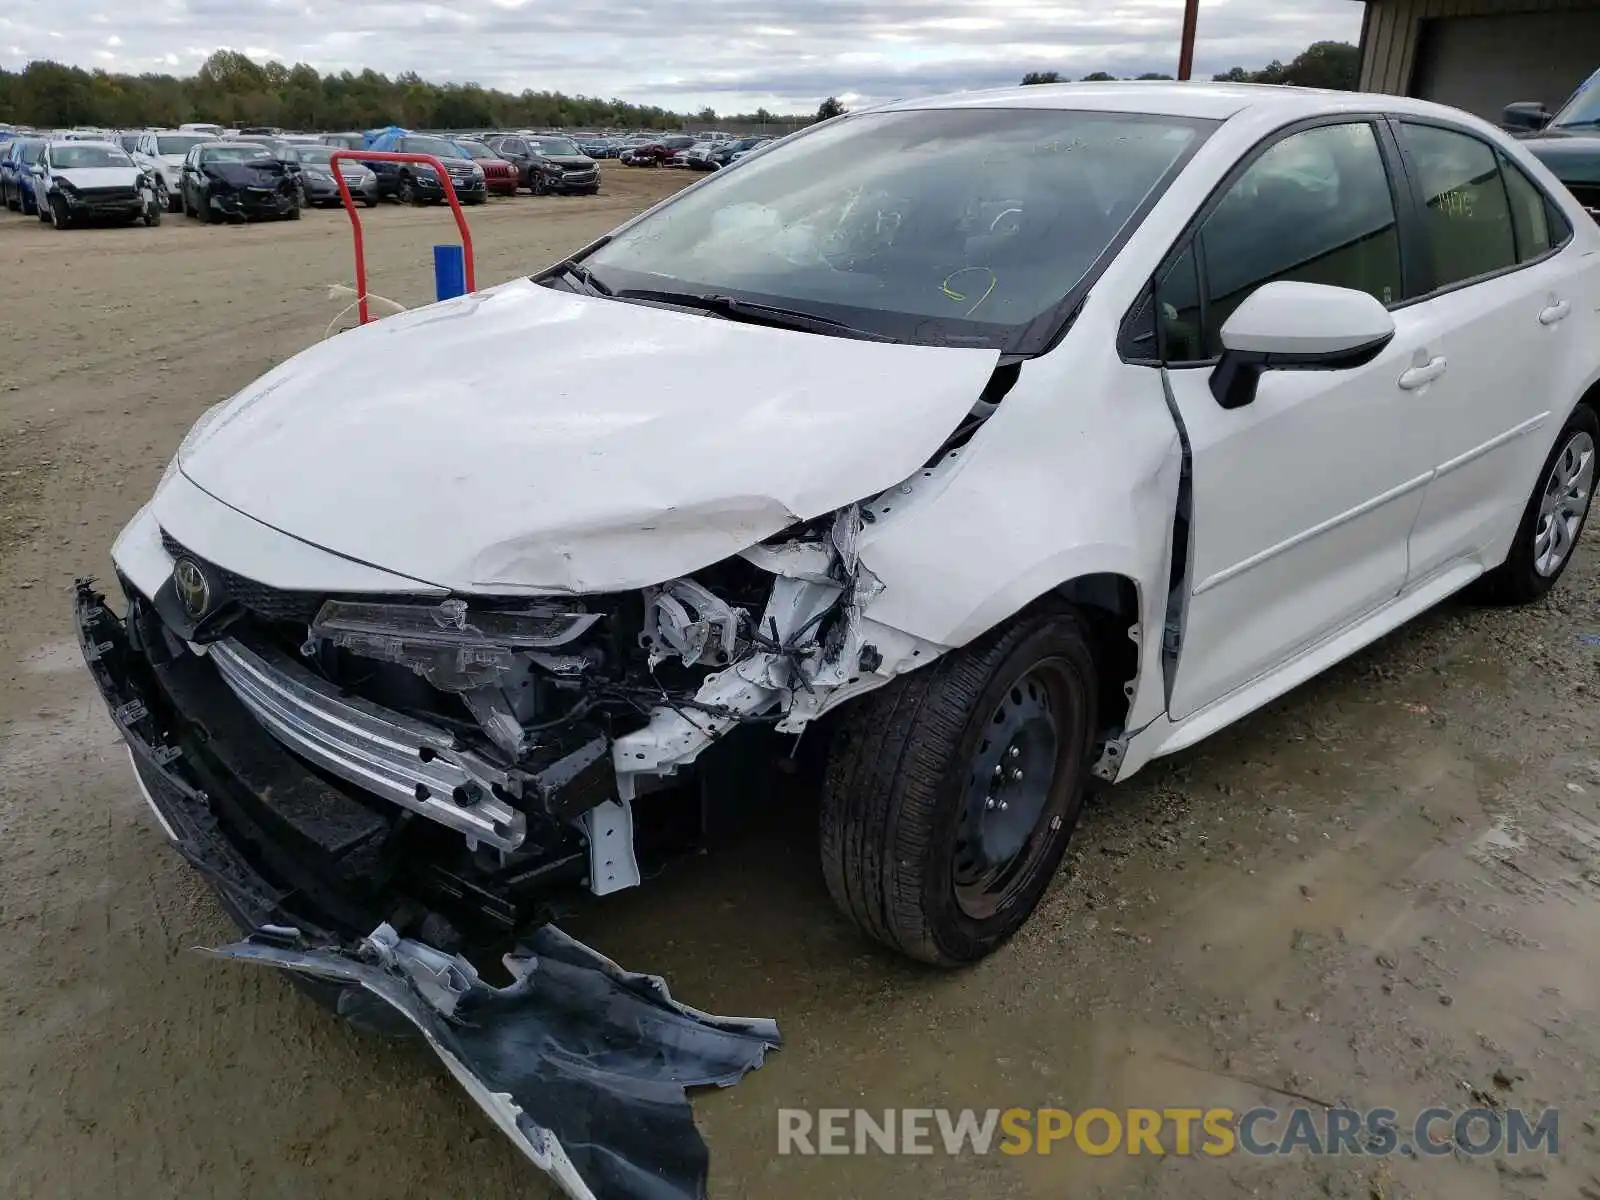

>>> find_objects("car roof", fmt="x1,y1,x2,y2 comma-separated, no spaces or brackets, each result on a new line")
46,138,123,150
203,141,274,151
873,81,1500,125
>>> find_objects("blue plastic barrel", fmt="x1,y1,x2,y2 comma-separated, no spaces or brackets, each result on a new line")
434,244,466,301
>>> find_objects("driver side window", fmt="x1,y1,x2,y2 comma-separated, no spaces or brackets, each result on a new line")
1196,122,1403,358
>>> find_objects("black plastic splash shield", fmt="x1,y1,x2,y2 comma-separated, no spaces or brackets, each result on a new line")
206,923,780,1200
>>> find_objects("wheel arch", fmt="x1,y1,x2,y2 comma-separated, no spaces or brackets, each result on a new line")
1051,573,1142,752
1577,372,1600,421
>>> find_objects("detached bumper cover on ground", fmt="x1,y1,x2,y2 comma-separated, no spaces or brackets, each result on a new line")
74,580,781,1200
210,925,780,1200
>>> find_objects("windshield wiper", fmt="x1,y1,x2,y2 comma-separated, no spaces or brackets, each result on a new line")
546,259,613,296
612,289,894,342
1553,118,1600,130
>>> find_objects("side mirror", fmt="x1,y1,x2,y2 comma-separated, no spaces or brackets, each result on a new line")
1210,282,1395,410
1502,101,1552,132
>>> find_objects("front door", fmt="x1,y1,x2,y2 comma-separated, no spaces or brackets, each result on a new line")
1159,120,1440,719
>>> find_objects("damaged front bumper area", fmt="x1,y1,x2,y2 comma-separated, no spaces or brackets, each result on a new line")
77,580,785,1199
78,502,942,946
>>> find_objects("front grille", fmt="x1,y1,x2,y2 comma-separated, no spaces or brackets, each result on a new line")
76,185,137,202
161,531,325,623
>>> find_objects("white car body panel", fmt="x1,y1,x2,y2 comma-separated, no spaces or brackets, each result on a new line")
176,277,1000,595
110,83,1600,880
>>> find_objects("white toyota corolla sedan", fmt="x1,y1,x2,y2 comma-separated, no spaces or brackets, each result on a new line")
79,83,1597,971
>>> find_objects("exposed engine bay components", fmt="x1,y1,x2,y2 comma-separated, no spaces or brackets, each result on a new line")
640,579,745,668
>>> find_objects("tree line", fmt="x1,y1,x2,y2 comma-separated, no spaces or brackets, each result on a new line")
1022,41,1360,91
0,50,803,132
0,41,1361,134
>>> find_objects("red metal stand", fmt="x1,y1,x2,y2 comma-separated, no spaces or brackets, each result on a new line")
328,150,478,325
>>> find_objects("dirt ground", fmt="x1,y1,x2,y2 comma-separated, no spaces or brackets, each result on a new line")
1,162,1597,1200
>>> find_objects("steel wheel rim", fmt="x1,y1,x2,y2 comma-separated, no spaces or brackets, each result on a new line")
1533,430,1595,577
952,658,1075,920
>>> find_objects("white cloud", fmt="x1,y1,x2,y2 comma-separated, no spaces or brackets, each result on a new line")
0,0,1363,114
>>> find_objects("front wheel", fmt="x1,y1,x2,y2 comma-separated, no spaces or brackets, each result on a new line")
1475,404,1597,605
397,176,417,205
531,174,548,196
820,608,1098,966
49,195,70,229
143,204,161,227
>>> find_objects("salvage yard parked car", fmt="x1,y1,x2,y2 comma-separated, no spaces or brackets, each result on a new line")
132,129,218,212
181,142,301,223
32,140,160,228
365,134,487,205
619,134,695,166
78,84,1598,989
454,139,520,195
287,144,379,207
1505,65,1600,218
1,136,44,214
488,134,600,194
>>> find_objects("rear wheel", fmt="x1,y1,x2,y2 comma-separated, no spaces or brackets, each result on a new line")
1475,403,1597,604
820,607,1098,965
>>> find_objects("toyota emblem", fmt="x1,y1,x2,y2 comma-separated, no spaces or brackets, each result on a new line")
172,558,212,618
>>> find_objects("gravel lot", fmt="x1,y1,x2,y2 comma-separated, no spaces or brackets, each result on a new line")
1,162,1597,1200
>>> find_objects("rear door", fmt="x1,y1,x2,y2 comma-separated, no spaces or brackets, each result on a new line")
1389,120,1582,582
1155,119,1442,719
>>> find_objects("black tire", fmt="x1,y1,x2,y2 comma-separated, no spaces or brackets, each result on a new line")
1474,402,1598,605
143,205,161,227
286,200,301,220
531,174,548,196
49,195,70,229
363,196,378,208
820,607,1098,966
397,176,417,205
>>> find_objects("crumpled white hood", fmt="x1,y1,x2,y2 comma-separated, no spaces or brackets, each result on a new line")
179,277,998,593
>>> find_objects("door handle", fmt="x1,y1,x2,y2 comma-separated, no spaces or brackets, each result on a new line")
1398,355,1448,391
1539,299,1571,326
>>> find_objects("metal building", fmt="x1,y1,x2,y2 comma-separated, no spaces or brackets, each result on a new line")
1356,0,1600,120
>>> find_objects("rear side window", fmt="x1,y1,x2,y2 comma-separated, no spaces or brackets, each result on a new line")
1397,123,1517,289
1498,152,1570,262
1197,122,1402,357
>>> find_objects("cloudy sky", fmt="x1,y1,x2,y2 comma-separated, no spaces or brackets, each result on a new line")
1,0,1363,114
